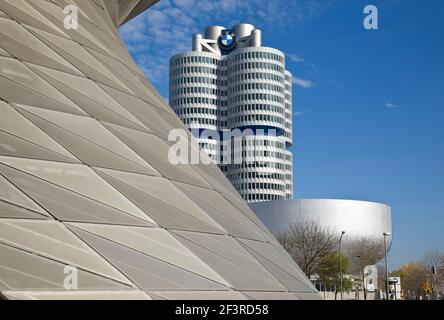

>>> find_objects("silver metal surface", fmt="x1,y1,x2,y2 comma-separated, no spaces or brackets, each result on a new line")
250,199,392,250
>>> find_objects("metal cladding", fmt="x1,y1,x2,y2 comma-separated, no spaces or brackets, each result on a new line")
250,199,393,254
0,0,319,300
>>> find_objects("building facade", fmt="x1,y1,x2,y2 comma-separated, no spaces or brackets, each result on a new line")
250,199,392,254
169,24,293,202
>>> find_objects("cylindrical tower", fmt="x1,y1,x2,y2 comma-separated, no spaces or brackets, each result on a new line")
204,26,225,54
226,47,288,202
284,70,293,199
234,23,255,39
251,29,262,47
169,24,293,202
226,47,287,134
192,34,203,52
169,51,223,161
284,70,293,147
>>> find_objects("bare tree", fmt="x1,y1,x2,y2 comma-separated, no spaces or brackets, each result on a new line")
276,220,336,278
422,250,444,298
349,237,385,270
348,237,385,299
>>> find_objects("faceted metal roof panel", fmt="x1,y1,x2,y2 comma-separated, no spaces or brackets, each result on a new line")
0,0,319,300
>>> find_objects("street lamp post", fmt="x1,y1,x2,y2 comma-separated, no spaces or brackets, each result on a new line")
383,232,391,300
354,255,366,300
339,231,346,300
431,265,437,300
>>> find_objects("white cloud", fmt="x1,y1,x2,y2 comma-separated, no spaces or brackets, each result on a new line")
287,53,319,76
146,10,168,25
174,0,193,8
288,53,305,63
328,76,344,88
292,77,314,88
120,0,330,96
293,108,313,116
385,102,397,108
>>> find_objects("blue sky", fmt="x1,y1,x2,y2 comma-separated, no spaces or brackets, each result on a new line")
120,0,444,269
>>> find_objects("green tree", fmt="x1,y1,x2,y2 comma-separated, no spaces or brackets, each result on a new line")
317,251,354,300
391,251,444,300
392,263,428,300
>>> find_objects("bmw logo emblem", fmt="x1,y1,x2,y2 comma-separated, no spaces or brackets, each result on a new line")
218,30,237,50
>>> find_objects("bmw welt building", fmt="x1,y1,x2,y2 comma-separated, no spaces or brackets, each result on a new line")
0,0,320,300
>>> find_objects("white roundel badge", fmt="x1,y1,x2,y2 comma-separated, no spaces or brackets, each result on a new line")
218,31,236,50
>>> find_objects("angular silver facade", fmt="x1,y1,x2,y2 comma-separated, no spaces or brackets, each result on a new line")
0,0,319,300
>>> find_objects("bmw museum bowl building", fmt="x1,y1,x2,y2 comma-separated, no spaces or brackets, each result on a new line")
250,199,392,255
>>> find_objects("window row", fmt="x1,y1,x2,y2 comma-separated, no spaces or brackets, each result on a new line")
229,72,283,84
182,117,227,127
227,161,287,171
171,66,227,77
199,142,219,151
170,86,227,97
244,193,285,202
236,182,286,192
232,149,287,160
172,56,226,66
171,96,228,107
229,61,284,73
228,114,285,126
230,171,286,181
229,82,284,94
229,92,285,104
231,103,285,116
175,107,227,117
234,138,286,149
231,51,284,63
171,76,227,86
